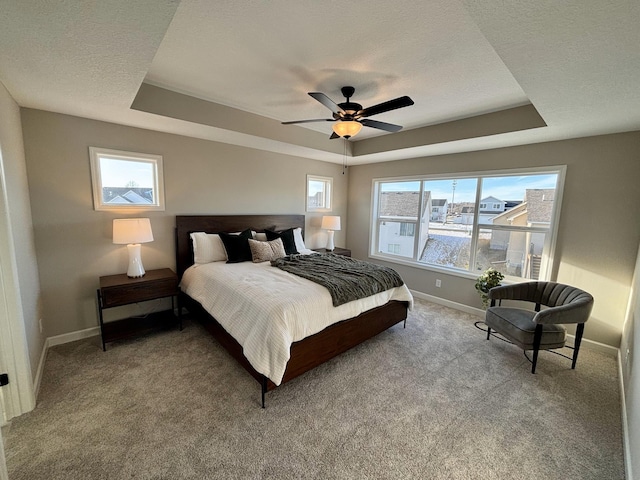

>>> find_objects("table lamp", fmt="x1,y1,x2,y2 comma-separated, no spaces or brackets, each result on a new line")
321,215,341,251
113,218,154,277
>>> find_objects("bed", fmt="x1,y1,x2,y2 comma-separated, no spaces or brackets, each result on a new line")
175,214,412,407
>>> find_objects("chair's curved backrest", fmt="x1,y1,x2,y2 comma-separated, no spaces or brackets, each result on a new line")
489,282,594,325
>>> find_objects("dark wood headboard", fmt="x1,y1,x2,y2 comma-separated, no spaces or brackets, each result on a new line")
175,214,305,277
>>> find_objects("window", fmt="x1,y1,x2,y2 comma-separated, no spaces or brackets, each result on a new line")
371,167,565,281
89,147,164,211
307,175,332,212
388,244,401,254
400,223,415,236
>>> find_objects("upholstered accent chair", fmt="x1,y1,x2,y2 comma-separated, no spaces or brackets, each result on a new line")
485,282,594,373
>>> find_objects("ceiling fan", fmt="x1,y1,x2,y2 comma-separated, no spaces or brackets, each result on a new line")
282,86,414,139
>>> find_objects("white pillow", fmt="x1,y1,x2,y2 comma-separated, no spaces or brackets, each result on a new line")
254,232,268,241
190,232,227,263
293,227,306,252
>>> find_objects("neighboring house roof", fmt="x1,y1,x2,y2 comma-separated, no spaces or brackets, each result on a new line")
460,206,474,214
492,202,527,224
480,196,503,204
379,191,431,218
504,200,522,209
525,189,555,223
106,195,127,204
432,199,447,207
104,188,153,204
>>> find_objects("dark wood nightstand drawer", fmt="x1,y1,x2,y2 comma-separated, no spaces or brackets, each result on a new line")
99,268,178,308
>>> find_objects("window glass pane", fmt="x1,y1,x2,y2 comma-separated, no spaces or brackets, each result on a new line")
307,175,332,211
377,181,422,258
474,228,549,280
422,178,478,223
418,178,478,270
100,157,156,205
479,174,558,227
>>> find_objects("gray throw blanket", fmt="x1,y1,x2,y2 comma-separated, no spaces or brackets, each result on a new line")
271,253,404,307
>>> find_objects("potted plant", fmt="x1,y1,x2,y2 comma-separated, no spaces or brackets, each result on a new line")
475,268,504,309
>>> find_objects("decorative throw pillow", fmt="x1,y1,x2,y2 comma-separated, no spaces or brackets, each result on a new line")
248,238,286,263
190,232,228,263
265,228,299,255
219,229,253,263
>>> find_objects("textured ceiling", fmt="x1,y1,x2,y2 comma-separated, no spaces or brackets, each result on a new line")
0,0,639,165
145,0,528,135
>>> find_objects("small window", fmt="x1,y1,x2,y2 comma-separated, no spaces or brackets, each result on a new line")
89,147,165,211
388,244,401,254
307,175,332,212
400,223,416,237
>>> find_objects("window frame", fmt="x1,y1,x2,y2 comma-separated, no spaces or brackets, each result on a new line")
370,166,566,282
306,174,333,212
89,147,165,211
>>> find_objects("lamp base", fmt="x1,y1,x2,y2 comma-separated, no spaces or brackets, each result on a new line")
326,230,335,251
126,243,146,278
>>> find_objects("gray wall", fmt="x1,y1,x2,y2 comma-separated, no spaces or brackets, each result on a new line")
21,109,348,337
347,132,640,349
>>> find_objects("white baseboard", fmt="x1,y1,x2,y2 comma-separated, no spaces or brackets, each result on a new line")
410,289,619,357
33,327,101,401
566,333,619,357
32,340,48,400
410,290,486,317
618,351,633,480
46,326,100,348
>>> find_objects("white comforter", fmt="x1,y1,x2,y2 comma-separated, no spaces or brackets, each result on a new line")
180,255,413,385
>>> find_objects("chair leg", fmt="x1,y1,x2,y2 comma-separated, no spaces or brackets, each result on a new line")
486,326,492,340
572,323,585,369
531,324,543,374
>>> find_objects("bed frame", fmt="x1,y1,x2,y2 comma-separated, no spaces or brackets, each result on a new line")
175,214,409,407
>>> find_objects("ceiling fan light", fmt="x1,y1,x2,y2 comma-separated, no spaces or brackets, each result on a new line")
332,120,362,139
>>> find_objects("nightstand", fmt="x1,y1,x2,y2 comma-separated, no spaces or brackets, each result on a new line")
97,268,181,351
312,247,351,257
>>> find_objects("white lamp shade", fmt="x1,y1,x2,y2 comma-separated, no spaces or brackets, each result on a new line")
113,218,153,278
321,215,341,231
113,218,154,244
321,215,340,251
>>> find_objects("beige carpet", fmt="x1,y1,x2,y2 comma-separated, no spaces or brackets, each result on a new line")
5,299,625,479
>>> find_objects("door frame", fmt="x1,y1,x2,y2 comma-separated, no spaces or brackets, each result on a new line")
0,157,36,422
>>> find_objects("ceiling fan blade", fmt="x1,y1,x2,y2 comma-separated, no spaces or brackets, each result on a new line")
330,132,340,139
358,96,414,118
281,118,333,125
360,118,404,132
309,92,345,115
